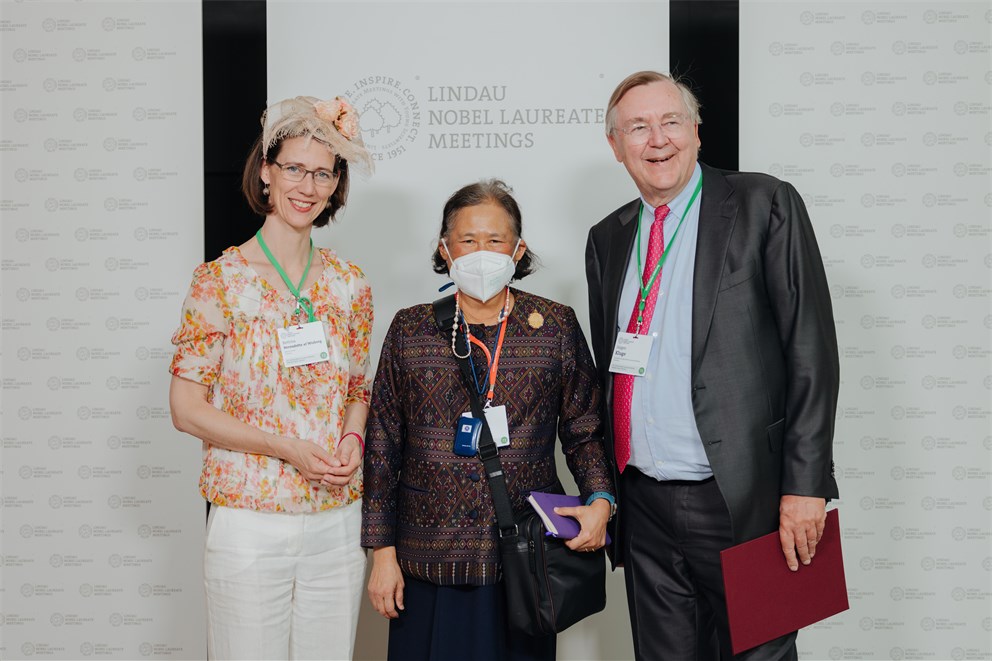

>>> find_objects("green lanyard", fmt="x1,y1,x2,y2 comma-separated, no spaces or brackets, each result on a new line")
633,175,703,332
255,229,316,323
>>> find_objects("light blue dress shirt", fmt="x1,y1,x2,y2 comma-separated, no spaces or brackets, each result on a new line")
616,163,712,481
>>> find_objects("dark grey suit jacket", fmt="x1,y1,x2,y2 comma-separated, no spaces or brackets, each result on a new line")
586,163,840,564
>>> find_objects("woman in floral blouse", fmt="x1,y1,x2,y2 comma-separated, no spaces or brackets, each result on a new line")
362,180,615,661
169,95,373,660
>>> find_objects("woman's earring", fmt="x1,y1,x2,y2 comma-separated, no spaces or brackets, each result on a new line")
262,185,270,196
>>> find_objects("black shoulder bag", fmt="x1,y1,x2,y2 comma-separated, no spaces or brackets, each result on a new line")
432,294,606,636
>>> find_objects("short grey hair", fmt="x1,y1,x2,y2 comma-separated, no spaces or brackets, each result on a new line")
605,71,702,135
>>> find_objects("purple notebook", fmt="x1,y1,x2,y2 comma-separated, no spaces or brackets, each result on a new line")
526,491,611,543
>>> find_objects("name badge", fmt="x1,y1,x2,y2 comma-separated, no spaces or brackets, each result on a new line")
276,321,330,368
484,405,511,448
608,332,654,376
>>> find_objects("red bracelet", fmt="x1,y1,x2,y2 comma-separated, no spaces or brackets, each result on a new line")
341,431,364,454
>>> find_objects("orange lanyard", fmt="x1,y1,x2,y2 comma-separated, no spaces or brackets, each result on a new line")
466,315,508,405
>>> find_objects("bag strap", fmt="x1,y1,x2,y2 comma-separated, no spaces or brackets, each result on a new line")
432,295,518,538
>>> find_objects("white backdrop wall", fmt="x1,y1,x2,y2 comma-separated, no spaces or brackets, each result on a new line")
1,1,206,659
740,2,991,660
267,2,668,658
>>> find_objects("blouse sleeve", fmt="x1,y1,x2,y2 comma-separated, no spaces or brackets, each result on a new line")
557,306,615,502
169,262,228,386
345,264,374,406
361,311,408,548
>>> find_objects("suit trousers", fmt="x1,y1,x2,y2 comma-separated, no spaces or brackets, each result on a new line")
204,502,366,660
621,468,798,661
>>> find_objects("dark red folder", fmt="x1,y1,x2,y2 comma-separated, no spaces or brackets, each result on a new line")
720,509,848,654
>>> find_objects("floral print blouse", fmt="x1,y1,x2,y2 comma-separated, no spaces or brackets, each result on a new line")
170,246,372,513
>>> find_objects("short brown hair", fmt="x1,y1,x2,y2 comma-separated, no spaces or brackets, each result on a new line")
605,71,702,135
431,179,537,280
240,135,350,228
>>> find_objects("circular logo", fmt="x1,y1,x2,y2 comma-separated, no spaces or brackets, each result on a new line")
46,376,61,390
50,554,63,567
860,194,875,208
134,287,149,301
922,71,937,85
133,106,147,121
859,617,873,631
107,494,122,509
799,11,814,25
137,464,151,478
42,17,56,31
860,315,875,329
134,227,148,241
952,345,967,359
798,133,813,147
133,167,147,181
135,347,149,360
768,102,783,117
829,102,844,117
951,526,966,541
77,347,90,361
17,346,30,361
106,377,120,391
74,107,87,122
891,101,906,116
859,496,874,510
953,40,968,55
49,495,63,509
20,524,34,538
19,465,33,479
829,284,843,299
48,435,62,449
107,435,122,449
890,285,905,298
951,466,966,480
105,257,119,270
890,587,904,600
15,107,27,122
21,642,35,657
861,10,875,24
891,647,905,660
132,46,146,61
920,496,934,510
140,642,153,657
859,556,874,570
13,48,27,63
830,41,844,56
348,77,420,160
106,316,120,331
110,612,123,626
922,132,937,147
77,406,91,420
16,227,29,241
78,465,92,479
81,642,94,657
923,9,937,24
136,407,151,421
921,375,935,390
102,17,116,31
103,77,117,91
768,42,783,56
861,71,875,86
80,582,93,596
44,137,57,152
138,583,152,597
799,72,814,87
953,101,968,115
860,375,875,389
920,617,935,631
890,526,905,541
108,553,122,568
103,137,117,151
921,315,936,329
76,287,89,302
891,40,906,55
891,345,905,359
921,436,936,450
860,436,874,450
829,163,843,177
860,253,875,267
890,406,906,420
79,525,92,539
72,48,85,62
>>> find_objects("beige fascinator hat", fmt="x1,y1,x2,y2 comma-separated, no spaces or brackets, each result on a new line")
261,96,374,178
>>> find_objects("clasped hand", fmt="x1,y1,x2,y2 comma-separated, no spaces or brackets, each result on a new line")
282,435,362,487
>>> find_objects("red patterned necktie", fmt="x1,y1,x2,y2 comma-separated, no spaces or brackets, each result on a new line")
613,204,669,472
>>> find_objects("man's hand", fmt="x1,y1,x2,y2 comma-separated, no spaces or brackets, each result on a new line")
779,495,826,571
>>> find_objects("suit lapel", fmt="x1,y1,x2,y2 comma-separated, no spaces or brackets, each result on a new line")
605,199,640,343
692,164,738,377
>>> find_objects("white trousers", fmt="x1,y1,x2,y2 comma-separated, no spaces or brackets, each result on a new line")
204,502,366,660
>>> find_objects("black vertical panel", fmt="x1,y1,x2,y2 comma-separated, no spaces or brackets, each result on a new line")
202,0,267,263
670,0,739,170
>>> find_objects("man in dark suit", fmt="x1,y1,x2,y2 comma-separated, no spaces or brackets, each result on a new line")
585,71,839,660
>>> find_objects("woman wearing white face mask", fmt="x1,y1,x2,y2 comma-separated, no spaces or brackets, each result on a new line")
362,180,615,661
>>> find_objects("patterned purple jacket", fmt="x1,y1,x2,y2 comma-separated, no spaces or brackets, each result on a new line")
361,289,614,586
